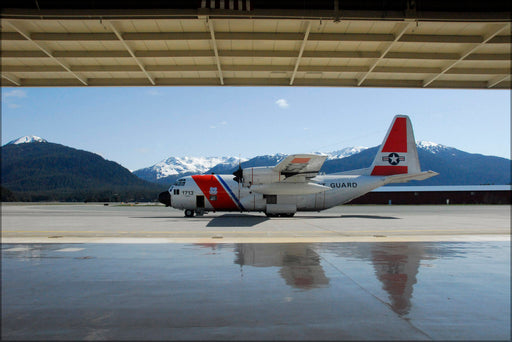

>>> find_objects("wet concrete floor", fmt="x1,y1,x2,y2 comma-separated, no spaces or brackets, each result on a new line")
2,241,510,340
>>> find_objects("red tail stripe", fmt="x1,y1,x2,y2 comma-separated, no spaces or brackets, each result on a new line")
371,166,408,176
382,117,407,153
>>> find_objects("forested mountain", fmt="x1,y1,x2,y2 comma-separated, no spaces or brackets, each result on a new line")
1,138,163,202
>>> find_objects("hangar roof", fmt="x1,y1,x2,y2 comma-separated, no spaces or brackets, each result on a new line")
1,1,510,88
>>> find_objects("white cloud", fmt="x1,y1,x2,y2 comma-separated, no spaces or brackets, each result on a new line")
146,89,162,96
275,98,289,108
210,121,227,129
3,89,27,99
2,90,27,109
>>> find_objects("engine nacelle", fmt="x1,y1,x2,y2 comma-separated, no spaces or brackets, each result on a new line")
242,166,282,187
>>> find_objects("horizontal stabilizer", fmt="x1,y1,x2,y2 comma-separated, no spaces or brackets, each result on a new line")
384,170,439,184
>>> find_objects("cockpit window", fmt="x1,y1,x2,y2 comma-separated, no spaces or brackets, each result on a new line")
174,179,186,187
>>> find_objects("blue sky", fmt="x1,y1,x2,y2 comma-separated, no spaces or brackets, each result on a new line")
2,86,510,171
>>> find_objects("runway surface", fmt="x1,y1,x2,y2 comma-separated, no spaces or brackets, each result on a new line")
1,203,510,243
1,204,510,340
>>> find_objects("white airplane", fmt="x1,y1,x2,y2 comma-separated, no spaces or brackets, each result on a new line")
158,115,438,217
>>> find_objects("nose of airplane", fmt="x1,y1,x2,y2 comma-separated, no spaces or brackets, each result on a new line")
158,191,171,207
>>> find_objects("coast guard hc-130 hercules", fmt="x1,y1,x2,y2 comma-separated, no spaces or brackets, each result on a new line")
158,115,438,217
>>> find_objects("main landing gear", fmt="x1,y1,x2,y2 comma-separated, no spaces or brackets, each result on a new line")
265,212,295,218
184,209,205,217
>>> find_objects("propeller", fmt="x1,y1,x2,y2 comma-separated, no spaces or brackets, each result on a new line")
233,155,244,183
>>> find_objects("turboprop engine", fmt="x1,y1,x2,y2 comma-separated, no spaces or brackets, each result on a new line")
242,166,282,187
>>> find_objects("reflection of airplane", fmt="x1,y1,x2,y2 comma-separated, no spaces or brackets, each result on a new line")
234,243,329,290
371,244,425,316
323,242,432,316
159,115,438,217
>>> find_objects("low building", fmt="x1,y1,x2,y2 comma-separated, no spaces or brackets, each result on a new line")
349,185,511,205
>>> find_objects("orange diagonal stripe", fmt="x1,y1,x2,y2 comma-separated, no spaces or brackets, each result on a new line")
291,158,310,164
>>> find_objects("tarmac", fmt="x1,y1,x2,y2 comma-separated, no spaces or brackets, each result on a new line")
1,203,510,243
1,203,510,340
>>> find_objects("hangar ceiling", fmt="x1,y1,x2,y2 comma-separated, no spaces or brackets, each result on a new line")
1,1,511,88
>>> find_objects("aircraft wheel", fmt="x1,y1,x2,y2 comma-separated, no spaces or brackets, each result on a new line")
280,213,295,217
265,212,276,218
184,209,194,217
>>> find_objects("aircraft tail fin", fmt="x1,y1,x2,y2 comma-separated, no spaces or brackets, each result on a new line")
369,115,421,176
335,115,438,182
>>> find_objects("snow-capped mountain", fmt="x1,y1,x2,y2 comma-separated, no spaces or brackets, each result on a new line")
133,141,511,186
134,148,368,184
152,156,243,178
325,146,368,159
416,141,448,154
133,156,247,183
322,142,450,159
320,143,448,159
6,136,47,145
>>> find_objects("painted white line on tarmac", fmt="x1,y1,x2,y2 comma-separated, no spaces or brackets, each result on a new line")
2,234,509,244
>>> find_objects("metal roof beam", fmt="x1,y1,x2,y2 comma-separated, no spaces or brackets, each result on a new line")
2,66,66,72
1,7,511,21
54,51,132,58
488,75,511,88
4,31,509,44
107,21,155,85
448,68,511,75
1,74,21,86
2,49,510,61
386,52,509,60
31,33,118,41
207,18,224,85
1,32,25,40
124,32,210,40
3,21,88,86
8,77,507,89
14,32,512,44
465,53,511,61
400,34,507,44
423,23,509,88
290,21,311,86
358,22,411,86
4,64,510,75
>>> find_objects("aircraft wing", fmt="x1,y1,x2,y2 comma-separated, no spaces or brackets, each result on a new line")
274,154,327,180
